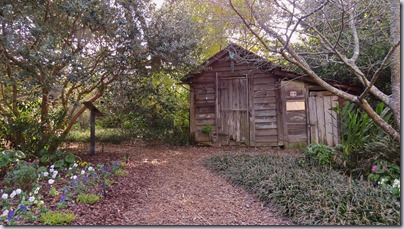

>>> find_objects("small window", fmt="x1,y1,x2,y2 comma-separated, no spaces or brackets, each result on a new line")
286,101,305,111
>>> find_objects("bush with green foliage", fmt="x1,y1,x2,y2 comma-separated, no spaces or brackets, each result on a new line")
38,149,76,168
4,162,39,191
0,150,26,174
40,211,75,225
333,101,398,176
368,161,400,197
76,193,100,205
204,153,400,225
303,144,334,166
201,124,213,135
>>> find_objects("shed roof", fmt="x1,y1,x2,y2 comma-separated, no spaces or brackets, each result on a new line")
181,43,278,84
181,43,358,92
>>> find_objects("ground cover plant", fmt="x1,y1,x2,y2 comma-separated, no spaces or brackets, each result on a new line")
204,153,400,225
0,151,128,225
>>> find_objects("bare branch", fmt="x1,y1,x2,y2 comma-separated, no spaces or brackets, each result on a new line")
358,41,400,100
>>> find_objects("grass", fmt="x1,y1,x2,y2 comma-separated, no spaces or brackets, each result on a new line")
65,128,133,144
204,153,400,225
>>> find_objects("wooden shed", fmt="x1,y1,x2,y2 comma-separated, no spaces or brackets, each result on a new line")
181,44,356,147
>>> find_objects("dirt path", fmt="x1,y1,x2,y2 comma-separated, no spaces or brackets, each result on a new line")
71,143,294,225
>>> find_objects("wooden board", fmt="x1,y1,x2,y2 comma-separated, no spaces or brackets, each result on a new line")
218,76,249,145
308,92,339,146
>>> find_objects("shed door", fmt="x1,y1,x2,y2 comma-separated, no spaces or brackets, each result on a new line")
218,77,249,145
308,91,339,146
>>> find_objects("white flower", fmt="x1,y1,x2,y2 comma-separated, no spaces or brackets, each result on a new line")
10,191,16,199
34,187,40,195
50,165,54,169
378,178,387,185
71,175,77,180
16,189,22,195
1,210,9,217
48,179,55,185
80,170,85,175
68,167,72,170
73,163,78,167
49,168,54,173
1,193,8,200
88,166,94,171
28,196,35,202
43,172,49,177
393,179,400,189
52,171,58,178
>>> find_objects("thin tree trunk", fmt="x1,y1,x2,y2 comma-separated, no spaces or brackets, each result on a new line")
389,0,400,130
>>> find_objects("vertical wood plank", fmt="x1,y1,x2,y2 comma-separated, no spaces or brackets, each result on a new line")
280,81,289,144
316,96,325,143
276,83,284,145
245,76,250,145
323,96,333,145
249,74,256,146
215,73,219,145
308,96,318,144
331,96,340,145
189,88,196,139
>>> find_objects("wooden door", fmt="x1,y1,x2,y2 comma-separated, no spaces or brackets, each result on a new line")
218,77,249,145
308,91,339,146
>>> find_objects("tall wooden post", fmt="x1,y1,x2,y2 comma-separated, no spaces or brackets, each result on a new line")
90,109,96,156
83,101,104,156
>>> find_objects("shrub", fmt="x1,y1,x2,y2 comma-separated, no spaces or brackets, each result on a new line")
4,162,39,191
332,101,396,175
114,169,127,177
76,193,100,204
0,150,26,176
40,211,75,225
303,144,334,166
201,124,213,134
204,154,400,225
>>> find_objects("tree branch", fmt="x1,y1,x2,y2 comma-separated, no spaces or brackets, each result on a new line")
358,41,400,100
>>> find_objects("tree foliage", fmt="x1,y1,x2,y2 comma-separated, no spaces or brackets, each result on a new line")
0,0,201,154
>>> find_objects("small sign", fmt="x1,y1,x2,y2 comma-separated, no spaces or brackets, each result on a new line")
290,91,297,97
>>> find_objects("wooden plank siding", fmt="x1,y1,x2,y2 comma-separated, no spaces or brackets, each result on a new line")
281,81,308,145
252,72,279,145
183,44,351,147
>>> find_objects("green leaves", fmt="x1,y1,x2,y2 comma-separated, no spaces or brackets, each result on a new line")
0,150,26,169
205,153,401,225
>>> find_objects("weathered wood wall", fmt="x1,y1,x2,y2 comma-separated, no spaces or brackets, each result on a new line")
251,72,280,146
280,81,307,145
189,56,281,146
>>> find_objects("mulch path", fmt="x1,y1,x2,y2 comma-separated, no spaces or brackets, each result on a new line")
66,142,296,225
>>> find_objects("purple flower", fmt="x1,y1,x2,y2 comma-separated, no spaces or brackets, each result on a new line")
60,194,66,202
371,165,377,173
83,175,88,182
113,160,120,166
72,181,77,187
7,210,14,221
20,204,27,212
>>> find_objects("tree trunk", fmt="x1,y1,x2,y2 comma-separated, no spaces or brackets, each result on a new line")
389,0,400,130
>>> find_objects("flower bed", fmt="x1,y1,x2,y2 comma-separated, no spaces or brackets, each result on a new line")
0,158,128,225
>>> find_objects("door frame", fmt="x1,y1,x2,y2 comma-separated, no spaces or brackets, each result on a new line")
215,72,250,145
